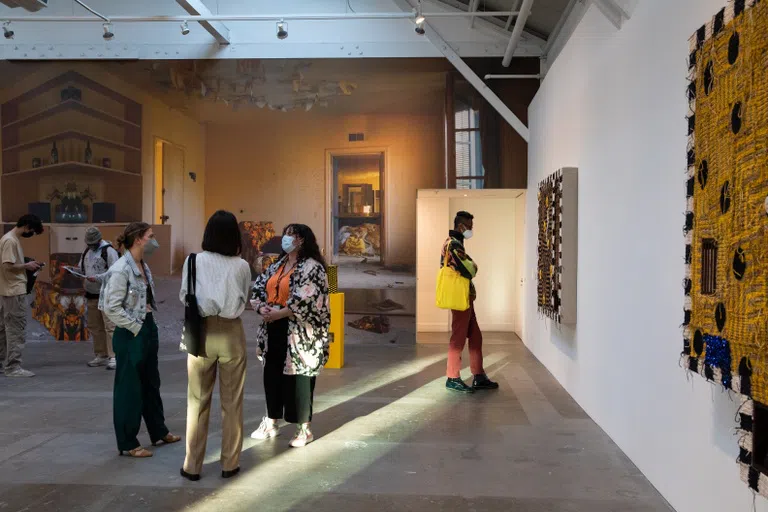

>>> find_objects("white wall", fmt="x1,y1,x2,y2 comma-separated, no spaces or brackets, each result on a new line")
524,2,767,512
417,189,524,334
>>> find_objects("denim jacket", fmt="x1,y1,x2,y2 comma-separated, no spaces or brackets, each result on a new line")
98,250,157,335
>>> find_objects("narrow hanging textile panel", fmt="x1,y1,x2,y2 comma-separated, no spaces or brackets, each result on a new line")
682,0,768,497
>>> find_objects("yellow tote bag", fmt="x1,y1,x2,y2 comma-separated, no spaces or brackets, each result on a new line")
435,252,470,311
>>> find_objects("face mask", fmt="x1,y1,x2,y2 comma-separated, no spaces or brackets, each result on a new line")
144,238,160,257
21,231,34,239
282,235,297,254
463,229,473,240
88,244,100,251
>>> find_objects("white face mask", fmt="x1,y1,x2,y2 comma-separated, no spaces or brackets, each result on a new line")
463,229,473,240
282,235,297,254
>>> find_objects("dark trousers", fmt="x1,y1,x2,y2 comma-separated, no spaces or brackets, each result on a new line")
113,314,170,451
264,318,316,424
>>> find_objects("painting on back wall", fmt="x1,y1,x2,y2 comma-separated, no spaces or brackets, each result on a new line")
682,0,768,497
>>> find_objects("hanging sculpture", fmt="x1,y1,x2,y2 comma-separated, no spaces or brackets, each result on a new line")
682,0,768,497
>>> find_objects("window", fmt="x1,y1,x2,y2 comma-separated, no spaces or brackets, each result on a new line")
454,101,484,189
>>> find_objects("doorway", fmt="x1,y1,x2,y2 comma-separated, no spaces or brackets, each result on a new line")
329,152,385,266
153,139,186,274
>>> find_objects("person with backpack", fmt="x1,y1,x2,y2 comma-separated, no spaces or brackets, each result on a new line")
79,227,120,370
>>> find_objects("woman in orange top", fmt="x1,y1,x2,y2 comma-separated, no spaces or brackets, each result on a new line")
249,224,330,447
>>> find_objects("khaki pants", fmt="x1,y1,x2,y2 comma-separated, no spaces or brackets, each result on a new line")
87,298,115,358
0,295,28,372
183,316,247,474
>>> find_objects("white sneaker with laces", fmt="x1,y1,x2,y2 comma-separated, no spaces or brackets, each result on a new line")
5,368,35,378
289,425,314,448
87,356,108,367
106,358,116,370
250,417,279,440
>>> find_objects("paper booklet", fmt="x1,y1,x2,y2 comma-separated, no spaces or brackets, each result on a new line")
63,266,87,279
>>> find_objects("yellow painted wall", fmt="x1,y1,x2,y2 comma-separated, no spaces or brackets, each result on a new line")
0,63,207,260
205,112,444,267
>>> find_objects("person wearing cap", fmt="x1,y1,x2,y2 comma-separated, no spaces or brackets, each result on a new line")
79,226,120,370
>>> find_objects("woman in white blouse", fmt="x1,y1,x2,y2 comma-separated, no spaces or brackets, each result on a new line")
179,210,251,482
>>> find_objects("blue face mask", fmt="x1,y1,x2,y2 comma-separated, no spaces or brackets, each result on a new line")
282,235,297,254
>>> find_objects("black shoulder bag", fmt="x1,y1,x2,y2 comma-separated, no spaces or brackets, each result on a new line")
180,253,204,357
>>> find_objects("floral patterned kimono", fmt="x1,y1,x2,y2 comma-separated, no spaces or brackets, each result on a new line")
252,256,330,377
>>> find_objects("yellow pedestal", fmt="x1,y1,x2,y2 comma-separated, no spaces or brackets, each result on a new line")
325,292,344,369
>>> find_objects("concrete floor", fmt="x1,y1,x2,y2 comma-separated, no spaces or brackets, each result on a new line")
3,277,672,511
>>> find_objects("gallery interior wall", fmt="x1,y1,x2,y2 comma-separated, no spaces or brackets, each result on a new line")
0,63,206,261
205,113,444,267
416,189,524,335
523,1,767,511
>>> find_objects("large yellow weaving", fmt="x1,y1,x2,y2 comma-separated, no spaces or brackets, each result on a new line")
689,1,768,404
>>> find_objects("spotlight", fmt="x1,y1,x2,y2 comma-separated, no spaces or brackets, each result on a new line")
181,21,190,35
102,22,114,40
276,20,288,40
415,0,426,33
2,22,13,40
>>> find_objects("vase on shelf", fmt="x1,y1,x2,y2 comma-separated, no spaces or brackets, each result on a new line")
51,142,59,165
84,141,93,165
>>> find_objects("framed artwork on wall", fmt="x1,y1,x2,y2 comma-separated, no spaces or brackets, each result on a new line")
537,167,577,325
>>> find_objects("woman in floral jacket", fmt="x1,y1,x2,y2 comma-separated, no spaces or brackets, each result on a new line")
249,223,330,447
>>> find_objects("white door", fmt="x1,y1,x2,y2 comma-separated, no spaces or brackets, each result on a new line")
162,142,185,274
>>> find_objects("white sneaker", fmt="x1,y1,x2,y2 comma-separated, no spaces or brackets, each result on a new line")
289,425,314,448
250,417,279,440
6,368,35,378
87,356,108,367
106,358,116,370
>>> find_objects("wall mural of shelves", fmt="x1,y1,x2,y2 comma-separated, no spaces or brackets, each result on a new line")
0,71,143,223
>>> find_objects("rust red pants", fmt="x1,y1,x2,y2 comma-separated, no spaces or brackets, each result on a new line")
447,302,484,378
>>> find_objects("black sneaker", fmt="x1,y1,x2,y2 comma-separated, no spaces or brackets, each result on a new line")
446,377,475,393
473,374,499,390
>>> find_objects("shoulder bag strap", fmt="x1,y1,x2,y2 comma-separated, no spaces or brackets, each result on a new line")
188,253,197,295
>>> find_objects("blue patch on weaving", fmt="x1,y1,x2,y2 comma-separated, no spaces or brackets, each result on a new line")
704,334,732,388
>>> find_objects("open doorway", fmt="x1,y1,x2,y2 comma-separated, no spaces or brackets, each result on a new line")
153,139,186,274
330,152,385,266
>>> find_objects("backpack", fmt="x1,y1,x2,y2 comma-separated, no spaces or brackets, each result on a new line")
81,243,115,273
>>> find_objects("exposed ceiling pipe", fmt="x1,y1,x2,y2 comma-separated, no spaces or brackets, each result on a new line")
468,0,479,28
501,0,534,67
484,74,541,79
0,11,519,23
505,0,521,30
73,0,109,22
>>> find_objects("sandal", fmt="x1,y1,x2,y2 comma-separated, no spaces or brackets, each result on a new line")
152,433,181,446
120,446,153,458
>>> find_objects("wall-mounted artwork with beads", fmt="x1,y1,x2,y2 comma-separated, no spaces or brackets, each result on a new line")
683,0,768,497
536,167,577,325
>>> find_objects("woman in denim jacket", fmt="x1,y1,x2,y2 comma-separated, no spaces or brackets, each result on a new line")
100,222,180,458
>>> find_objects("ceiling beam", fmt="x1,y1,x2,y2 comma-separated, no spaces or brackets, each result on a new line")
176,0,230,45
432,0,545,46
591,0,628,29
393,0,529,141
541,0,588,73
502,0,534,66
